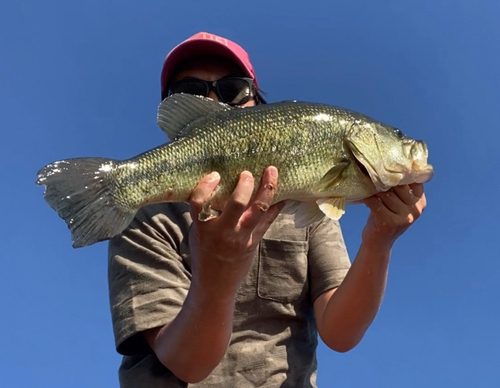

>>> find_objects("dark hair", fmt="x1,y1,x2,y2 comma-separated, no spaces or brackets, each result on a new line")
254,90,267,105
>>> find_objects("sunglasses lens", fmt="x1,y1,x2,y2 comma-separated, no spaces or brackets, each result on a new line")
170,79,209,97
217,78,252,105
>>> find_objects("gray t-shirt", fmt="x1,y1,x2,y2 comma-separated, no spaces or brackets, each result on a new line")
108,203,351,387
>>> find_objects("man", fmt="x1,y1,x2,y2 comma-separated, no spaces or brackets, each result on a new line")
108,32,427,387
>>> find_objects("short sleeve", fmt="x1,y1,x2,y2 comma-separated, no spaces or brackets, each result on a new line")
108,203,193,356
308,218,351,302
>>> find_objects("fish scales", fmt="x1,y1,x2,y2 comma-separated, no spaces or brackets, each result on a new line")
114,102,354,209
36,94,434,247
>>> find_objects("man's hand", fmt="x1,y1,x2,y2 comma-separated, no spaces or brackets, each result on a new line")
188,166,283,297
362,183,427,250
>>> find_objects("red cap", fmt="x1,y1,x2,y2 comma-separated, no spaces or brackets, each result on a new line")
160,32,258,97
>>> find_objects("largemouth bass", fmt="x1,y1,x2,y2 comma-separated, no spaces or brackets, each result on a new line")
36,94,434,248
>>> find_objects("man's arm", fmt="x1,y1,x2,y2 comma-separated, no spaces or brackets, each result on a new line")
314,183,427,352
144,167,283,383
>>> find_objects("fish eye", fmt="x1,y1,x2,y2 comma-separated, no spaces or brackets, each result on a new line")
393,128,405,139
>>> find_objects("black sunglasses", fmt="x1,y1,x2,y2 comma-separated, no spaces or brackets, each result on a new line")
168,76,255,106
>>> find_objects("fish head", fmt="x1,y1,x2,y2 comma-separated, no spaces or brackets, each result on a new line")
345,120,434,192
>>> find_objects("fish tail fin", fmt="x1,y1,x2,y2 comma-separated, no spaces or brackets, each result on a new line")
36,158,136,248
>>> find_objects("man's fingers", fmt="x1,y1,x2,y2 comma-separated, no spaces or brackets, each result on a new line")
376,190,407,215
252,201,285,237
189,172,220,218
392,185,418,206
409,183,424,198
364,196,393,217
221,171,256,225
239,166,279,230
393,184,426,215
409,183,427,214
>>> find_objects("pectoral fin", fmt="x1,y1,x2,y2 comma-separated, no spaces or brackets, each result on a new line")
316,197,346,220
315,160,350,192
281,200,302,215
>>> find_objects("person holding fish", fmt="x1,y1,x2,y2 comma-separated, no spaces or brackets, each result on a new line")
37,32,431,387
108,32,429,387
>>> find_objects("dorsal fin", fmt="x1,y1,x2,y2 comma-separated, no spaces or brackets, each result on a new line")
157,93,234,140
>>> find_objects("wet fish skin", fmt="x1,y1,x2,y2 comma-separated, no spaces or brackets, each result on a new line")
36,94,434,248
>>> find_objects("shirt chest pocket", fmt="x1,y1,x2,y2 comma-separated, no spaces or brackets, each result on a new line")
257,238,309,303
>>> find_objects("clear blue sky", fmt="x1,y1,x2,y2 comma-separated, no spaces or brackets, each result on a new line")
1,1,499,387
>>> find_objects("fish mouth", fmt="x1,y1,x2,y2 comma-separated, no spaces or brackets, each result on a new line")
400,141,434,184
347,139,434,191
406,140,428,168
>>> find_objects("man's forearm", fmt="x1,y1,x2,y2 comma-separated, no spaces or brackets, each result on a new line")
146,277,239,384
145,168,281,383
317,184,427,352
315,240,391,352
